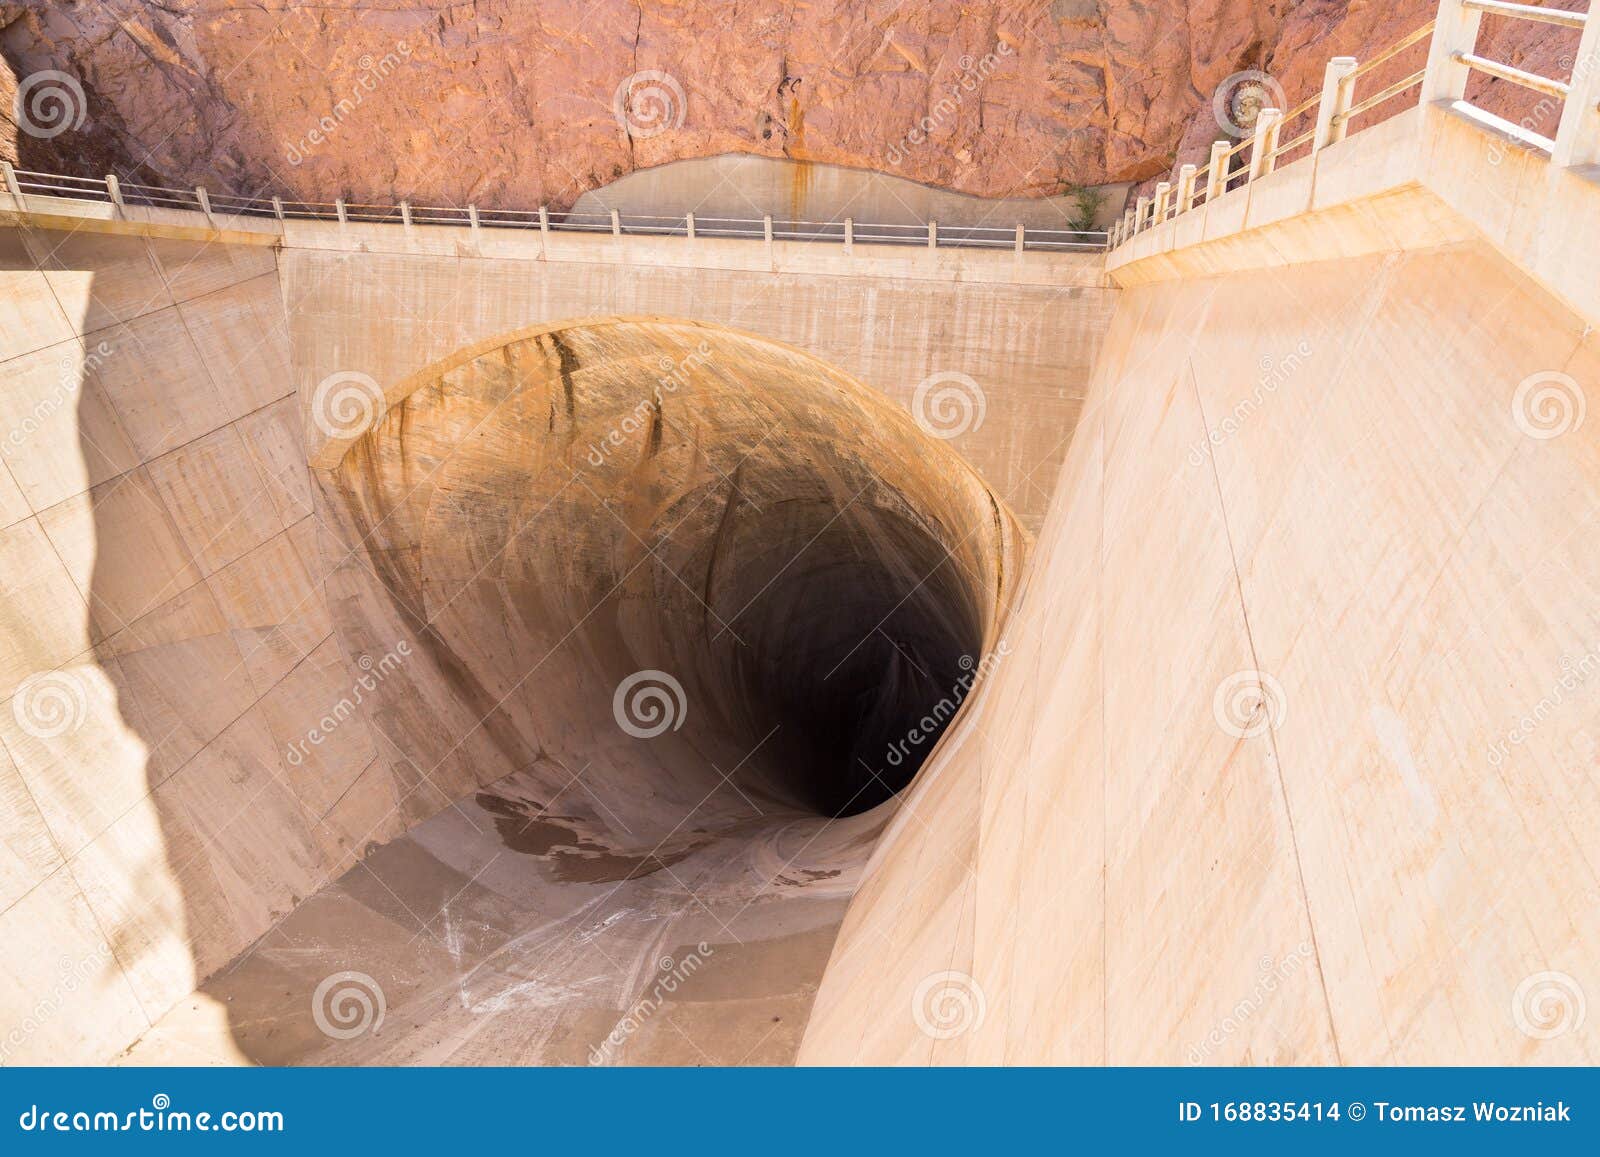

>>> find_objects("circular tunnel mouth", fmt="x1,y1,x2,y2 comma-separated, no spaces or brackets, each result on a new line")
718,511,987,817
325,317,1024,839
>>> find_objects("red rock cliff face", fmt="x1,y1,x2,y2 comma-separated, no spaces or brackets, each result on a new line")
0,0,1579,209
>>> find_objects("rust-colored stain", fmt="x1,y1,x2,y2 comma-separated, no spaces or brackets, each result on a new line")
789,155,815,222
784,86,815,220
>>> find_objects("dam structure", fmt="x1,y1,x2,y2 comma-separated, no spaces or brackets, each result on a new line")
1,0,1597,1066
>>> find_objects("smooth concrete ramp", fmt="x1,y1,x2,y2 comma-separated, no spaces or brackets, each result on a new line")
800,206,1600,1064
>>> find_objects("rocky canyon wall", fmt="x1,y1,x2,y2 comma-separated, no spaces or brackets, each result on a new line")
0,1,1581,212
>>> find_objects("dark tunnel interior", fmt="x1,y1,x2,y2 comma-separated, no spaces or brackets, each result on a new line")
712,512,987,817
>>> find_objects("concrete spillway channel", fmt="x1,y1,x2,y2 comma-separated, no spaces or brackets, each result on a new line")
11,73,1600,1065
157,318,1024,1064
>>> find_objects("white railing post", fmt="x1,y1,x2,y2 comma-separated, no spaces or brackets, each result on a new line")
1206,139,1230,201
1,161,21,202
538,205,549,256
1423,0,1483,103
1314,57,1360,151
844,217,853,253
468,204,479,233
105,174,124,214
335,197,348,225
271,196,285,221
609,208,621,236
928,220,937,249
1176,164,1197,213
1248,107,1284,181
1153,181,1172,223
1015,223,1025,252
1552,12,1600,167
685,211,695,240
1134,195,1150,232
195,186,214,224
399,200,412,228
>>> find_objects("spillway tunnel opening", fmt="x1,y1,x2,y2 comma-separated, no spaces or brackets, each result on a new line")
667,490,990,818
324,316,1024,839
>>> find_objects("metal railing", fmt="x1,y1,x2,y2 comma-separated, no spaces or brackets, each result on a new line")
1445,0,1592,119
1109,0,1600,249
0,162,1108,254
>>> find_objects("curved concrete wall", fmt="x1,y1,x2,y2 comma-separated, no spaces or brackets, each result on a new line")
568,154,1128,230
799,225,1600,1063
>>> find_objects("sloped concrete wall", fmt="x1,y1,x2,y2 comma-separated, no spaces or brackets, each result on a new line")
0,226,411,1063
801,233,1600,1063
